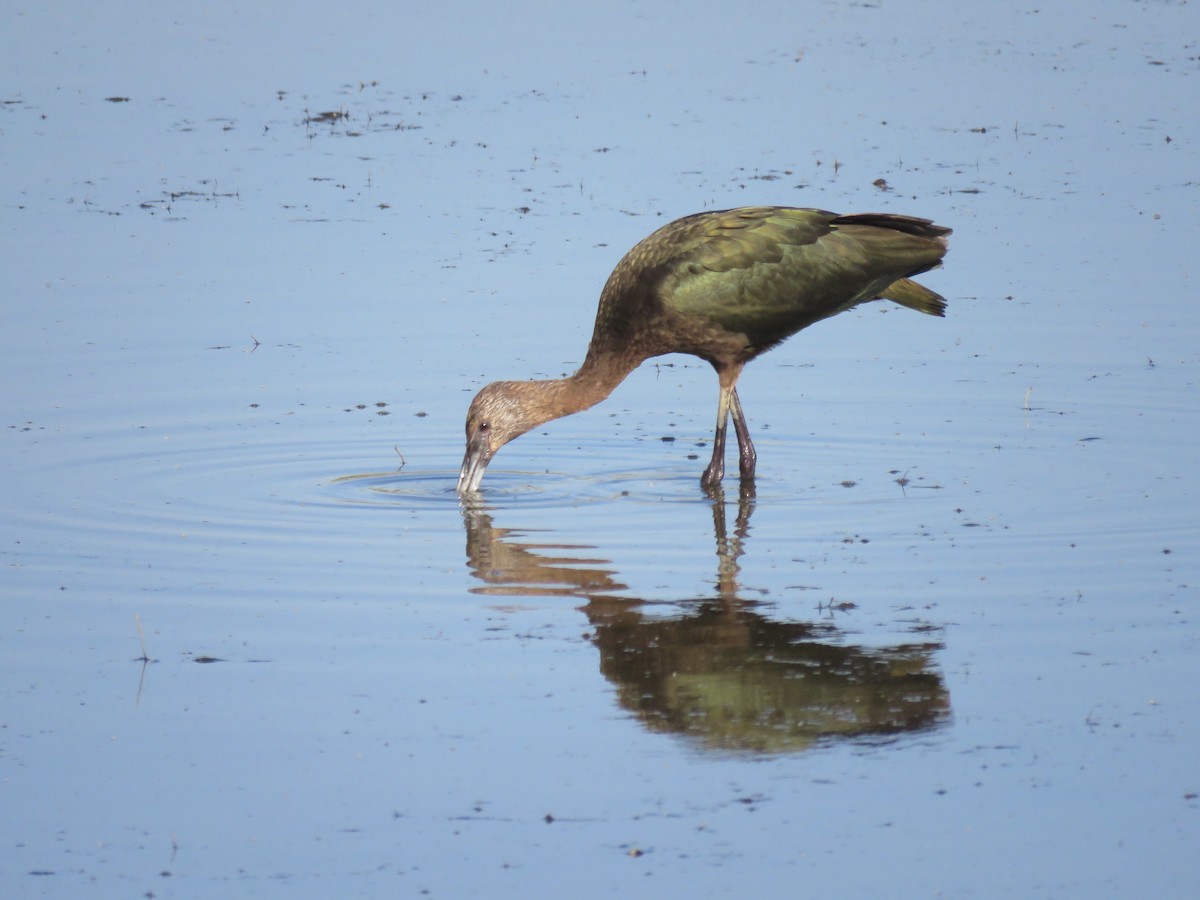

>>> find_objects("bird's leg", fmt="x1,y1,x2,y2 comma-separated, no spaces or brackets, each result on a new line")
701,381,732,488
728,387,756,481
703,367,747,488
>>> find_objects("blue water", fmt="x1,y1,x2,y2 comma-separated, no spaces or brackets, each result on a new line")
3,1,1198,897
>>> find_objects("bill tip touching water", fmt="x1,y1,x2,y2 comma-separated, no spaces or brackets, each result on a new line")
457,205,950,495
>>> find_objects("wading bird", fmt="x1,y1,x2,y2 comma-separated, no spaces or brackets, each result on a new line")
458,206,950,493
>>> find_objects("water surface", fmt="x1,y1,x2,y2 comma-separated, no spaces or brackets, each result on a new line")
3,1,1198,897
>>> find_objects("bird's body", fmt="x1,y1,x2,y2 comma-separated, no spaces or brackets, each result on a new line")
458,206,950,493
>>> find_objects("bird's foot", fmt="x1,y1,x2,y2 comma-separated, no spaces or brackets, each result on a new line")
700,461,725,489
738,447,756,481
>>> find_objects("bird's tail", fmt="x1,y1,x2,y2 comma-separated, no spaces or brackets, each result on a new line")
880,277,947,317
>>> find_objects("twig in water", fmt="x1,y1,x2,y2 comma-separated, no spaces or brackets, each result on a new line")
134,614,150,662
133,615,153,707
394,446,406,470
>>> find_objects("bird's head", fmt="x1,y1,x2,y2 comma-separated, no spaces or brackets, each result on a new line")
457,381,543,494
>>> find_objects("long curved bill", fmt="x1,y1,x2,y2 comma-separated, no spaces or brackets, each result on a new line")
457,432,492,494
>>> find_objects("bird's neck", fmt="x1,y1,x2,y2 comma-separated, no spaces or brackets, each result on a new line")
520,350,640,428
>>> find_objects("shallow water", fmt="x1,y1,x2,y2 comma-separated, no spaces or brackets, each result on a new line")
3,1,1198,896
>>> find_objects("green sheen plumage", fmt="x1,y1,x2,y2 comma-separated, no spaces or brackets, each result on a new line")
591,207,948,359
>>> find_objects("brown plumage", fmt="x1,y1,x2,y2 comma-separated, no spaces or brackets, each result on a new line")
458,206,950,493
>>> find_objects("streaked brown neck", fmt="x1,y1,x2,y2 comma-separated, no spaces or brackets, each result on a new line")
517,349,642,430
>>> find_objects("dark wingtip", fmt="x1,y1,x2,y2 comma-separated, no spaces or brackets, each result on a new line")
833,213,952,242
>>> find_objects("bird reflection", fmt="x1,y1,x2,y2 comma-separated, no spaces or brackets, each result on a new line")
462,511,628,598
460,486,949,754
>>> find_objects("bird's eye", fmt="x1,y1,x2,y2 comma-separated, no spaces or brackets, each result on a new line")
478,421,490,433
